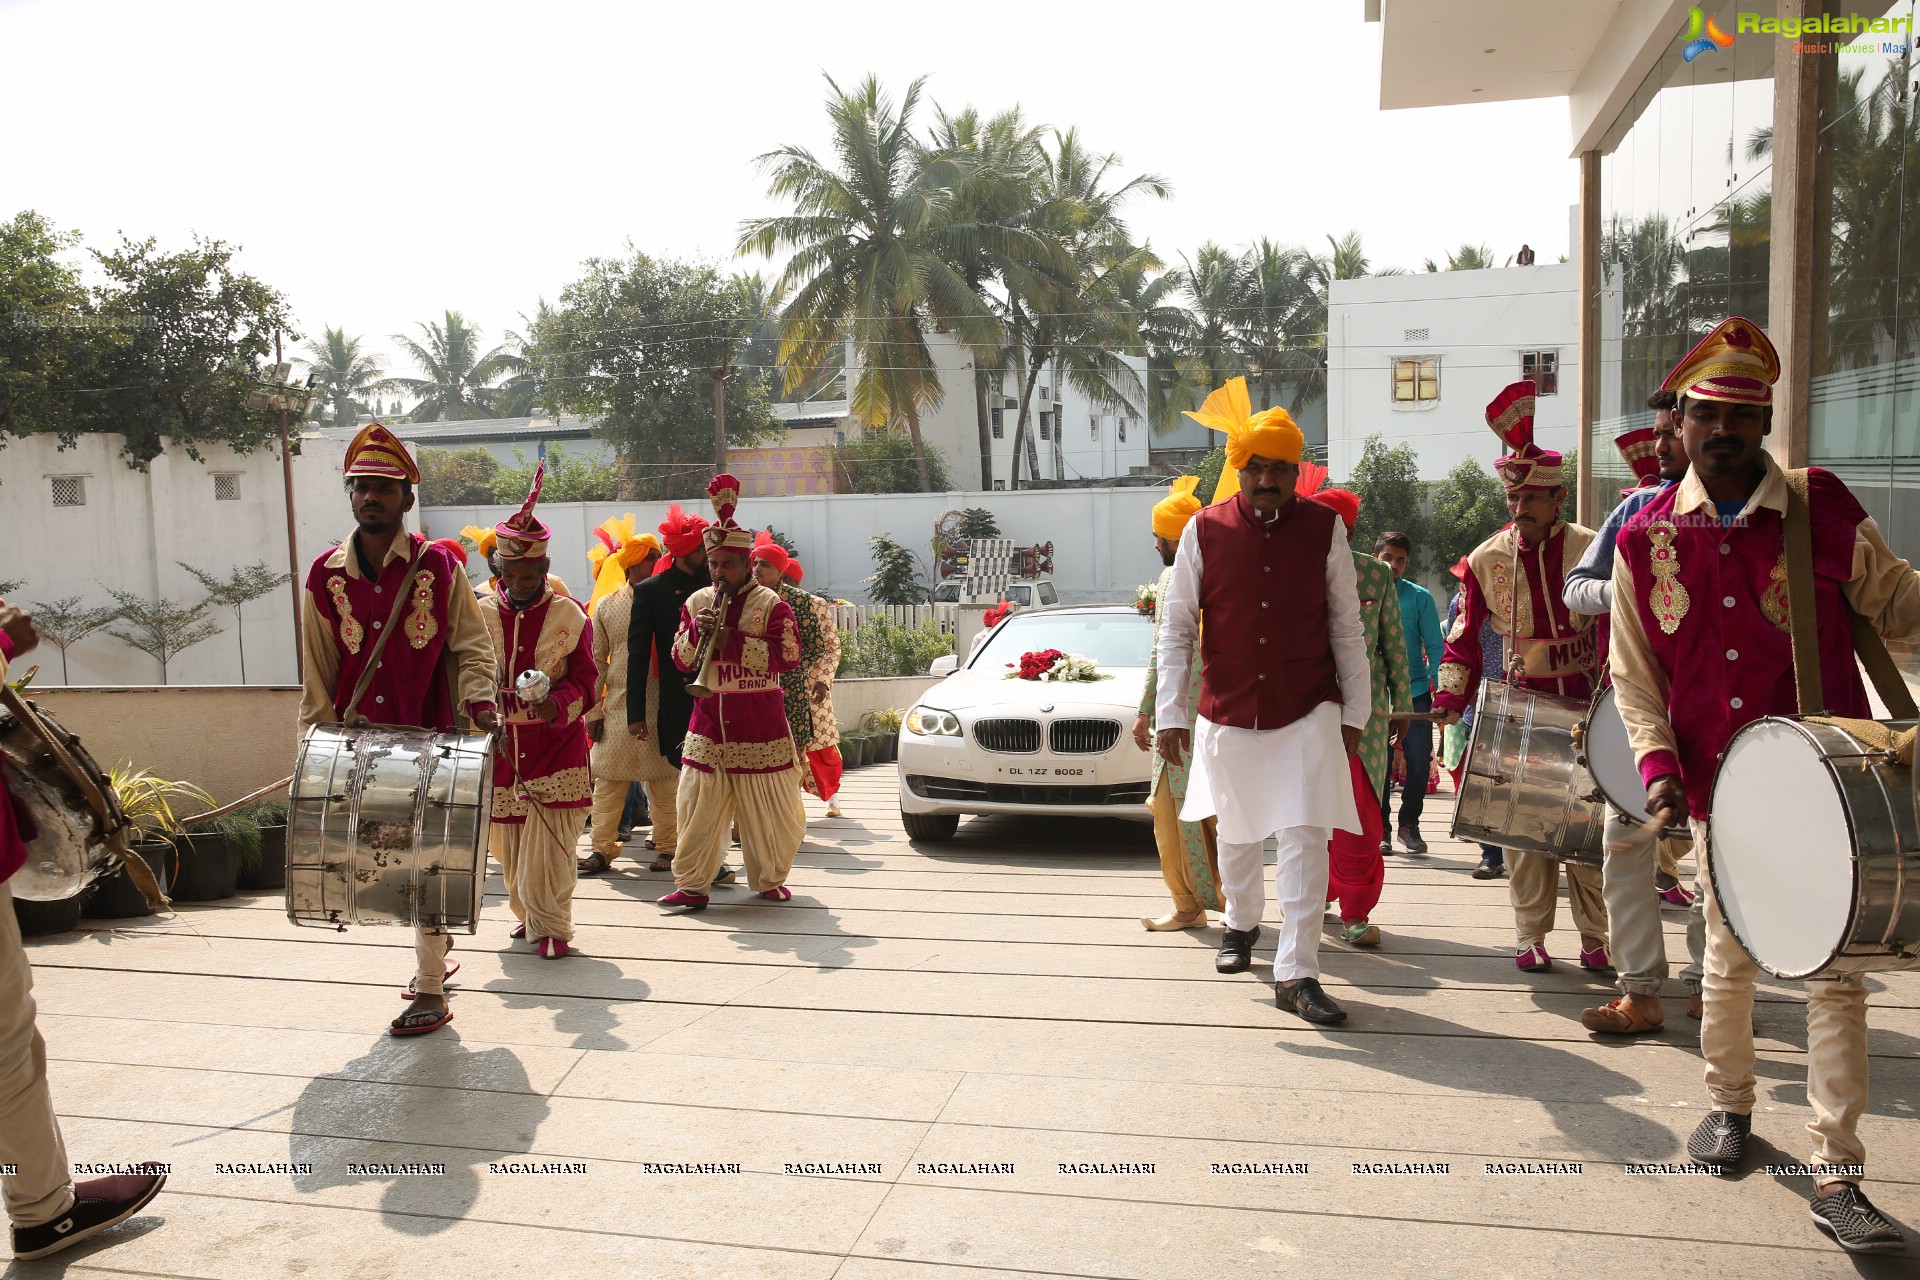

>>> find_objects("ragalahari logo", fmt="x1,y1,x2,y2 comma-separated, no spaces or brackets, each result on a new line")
1682,7,1736,61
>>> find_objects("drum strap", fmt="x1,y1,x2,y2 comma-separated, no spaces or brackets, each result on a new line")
1781,469,1919,720
340,539,430,728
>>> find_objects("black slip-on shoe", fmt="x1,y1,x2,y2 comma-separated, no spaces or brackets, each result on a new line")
1686,1110,1751,1170
1215,927,1260,974
12,1166,167,1261
1810,1182,1906,1254
1276,976,1348,1025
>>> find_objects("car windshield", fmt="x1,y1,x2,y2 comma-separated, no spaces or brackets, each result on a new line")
970,611,1154,671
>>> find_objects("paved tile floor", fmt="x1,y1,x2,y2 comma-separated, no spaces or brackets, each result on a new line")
11,768,1919,1278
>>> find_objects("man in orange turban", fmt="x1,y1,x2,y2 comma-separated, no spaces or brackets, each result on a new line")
1136,474,1220,931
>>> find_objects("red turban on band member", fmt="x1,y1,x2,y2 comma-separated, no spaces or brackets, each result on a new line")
1308,487,1361,531
750,530,791,576
785,559,805,584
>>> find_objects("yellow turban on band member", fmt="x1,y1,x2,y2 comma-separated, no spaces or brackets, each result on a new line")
1183,377,1305,506
1152,475,1203,541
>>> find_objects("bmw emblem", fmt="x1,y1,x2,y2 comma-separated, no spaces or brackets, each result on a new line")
1040,704,1054,714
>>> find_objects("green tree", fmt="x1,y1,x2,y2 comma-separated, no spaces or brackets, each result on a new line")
0,212,92,445
489,446,623,505
740,75,1003,492
833,429,952,494
83,232,294,467
104,589,221,685
542,253,779,499
418,446,503,505
1424,243,1503,272
301,326,385,427
490,301,561,419
25,596,118,684
1427,459,1508,582
176,560,291,684
866,533,929,605
960,507,1001,539
1348,435,1430,559
386,309,512,421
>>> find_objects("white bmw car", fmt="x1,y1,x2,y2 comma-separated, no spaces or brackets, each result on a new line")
897,605,1156,842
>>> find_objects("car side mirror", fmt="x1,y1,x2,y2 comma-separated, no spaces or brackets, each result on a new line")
929,654,959,676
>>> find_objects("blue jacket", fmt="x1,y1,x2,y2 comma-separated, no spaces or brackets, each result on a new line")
1564,483,1671,616
1393,576,1444,698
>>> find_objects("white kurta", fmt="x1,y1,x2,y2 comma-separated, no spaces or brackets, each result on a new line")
1154,511,1370,845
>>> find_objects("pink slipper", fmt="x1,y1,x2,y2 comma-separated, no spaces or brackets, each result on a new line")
659,889,709,912
1515,944,1553,972
1659,883,1697,908
758,886,792,901
1579,945,1614,973
536,937,570,958
509,923,527,940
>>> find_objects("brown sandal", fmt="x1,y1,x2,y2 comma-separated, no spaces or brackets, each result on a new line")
647,853,673,872
1580,998,1662,1035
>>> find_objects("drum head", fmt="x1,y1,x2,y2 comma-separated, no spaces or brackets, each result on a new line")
1586,688,1655,824
1711,720,1852,978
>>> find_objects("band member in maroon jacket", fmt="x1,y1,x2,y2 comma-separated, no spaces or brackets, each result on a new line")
1153,379,1369,1026
480,464,598,958
298,424,499,1037
0,602,168,1260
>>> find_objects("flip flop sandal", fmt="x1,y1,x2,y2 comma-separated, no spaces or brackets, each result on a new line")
648,854,673,872
577,852,611,876
643,838,658,850
399,961,462,999
388,1007,454,1037
1579,998,1662,1035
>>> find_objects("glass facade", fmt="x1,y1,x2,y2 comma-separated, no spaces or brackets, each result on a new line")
1592,0,1918,540
1805,5,1919,548
1592,1,1781,505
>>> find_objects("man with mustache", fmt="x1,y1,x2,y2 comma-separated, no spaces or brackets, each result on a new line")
627,505,712,874
1434,382,1609,976
1154,378,1369,1026
1564,401,1704,1035
1610,318,1920,1254
298,424,500,1035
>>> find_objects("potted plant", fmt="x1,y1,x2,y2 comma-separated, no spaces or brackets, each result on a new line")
12,887,85,937
236,800,288,891
88,767,211,917
863,709,904,764
208,809,262,895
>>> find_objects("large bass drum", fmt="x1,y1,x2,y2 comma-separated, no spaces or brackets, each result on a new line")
1708,716,1920,979
0,693,125,901
288,725,493,931
1452,681,1606,866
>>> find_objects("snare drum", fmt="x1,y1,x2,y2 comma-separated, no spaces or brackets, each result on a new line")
1580,686,1690,836
1452,681,1606,866
1708,716,1920,979
288,724,493,931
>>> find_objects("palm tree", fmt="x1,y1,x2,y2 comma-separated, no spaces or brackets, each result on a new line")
1002,128,1167,487
921,104,1066,491
384,309,513,421
491,301,561,418
1235,238,1318,411
300,327,385,427
739,75,1003,492
1423,242,1503,272
1173,243,1248,403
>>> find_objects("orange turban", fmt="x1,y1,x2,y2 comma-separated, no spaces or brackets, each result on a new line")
1151,475,1203,541
1184,377,1305,505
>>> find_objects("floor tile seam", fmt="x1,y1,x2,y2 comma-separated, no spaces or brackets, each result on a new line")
825,1185,1878,1254
143,1185,866,1258
26,959,1889,1020
828,1076,969,1277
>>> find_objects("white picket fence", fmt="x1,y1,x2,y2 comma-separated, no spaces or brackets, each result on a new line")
828,603,959,635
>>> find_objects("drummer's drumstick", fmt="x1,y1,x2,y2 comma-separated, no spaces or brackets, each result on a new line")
1617,805,1685,855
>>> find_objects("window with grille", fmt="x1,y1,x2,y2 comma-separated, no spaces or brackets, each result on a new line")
991,407,1004,439
213,473,241,500
1039,411,1051,441
1521,350,1560,395
1090,415,1099,440
1040,385,1051,401
50,475,86,506
1403,327,1429,343
1392,358,1440,404
1119,418,1129,443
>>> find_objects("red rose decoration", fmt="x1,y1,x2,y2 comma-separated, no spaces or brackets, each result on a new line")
1016,648,1065,681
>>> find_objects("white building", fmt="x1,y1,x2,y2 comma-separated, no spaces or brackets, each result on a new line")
773,331,1154,490
310,414,615,468
0,431,389,686
1326,262,1579,482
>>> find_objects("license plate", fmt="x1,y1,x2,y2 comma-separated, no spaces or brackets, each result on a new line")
995,764,1091,779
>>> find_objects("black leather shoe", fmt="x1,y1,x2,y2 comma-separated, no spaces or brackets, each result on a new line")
1276,976,1348,1025
1686,1110,1750,1170
1215,927,1260,974
1472,856,1503,880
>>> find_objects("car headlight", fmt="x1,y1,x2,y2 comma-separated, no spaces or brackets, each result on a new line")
905,706,962,737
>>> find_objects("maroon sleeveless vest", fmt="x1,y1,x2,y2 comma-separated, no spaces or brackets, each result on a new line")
1193,494,1341,731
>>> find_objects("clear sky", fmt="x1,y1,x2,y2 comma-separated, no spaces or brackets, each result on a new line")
1,0,1579,378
